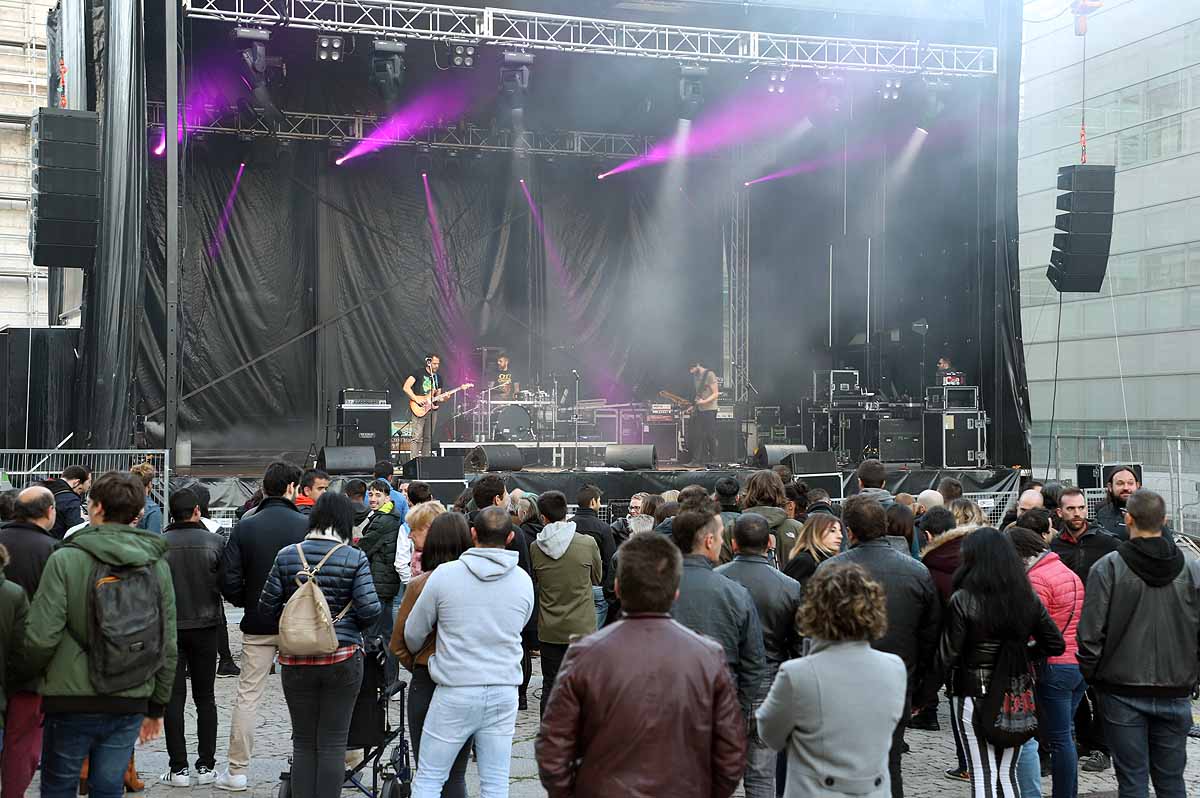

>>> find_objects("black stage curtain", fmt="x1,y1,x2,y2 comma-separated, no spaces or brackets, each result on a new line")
139,150,722,452
73,0,145,447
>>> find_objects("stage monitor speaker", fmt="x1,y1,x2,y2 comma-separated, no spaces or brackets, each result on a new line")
466,445,524,473
317,446,376,476
1075,462,1142,490
402,455,466,481
795,472,844,502
1047,164,1114,293
779,450,839,475
30,107,100,270
755,444,809,468
604,444,657,471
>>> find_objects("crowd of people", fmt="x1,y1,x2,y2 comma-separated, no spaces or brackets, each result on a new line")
0,458,1195,798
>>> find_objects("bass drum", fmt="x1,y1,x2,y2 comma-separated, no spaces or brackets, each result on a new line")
492,405,534,442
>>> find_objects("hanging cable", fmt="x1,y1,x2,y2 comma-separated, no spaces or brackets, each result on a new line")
1046,291,1064,479
1107,274,1133,454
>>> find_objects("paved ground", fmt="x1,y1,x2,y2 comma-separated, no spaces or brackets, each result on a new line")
31,612,1200,797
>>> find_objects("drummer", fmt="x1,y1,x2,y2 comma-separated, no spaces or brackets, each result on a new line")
491,351,520,400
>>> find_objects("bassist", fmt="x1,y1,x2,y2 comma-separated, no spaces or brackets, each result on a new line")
404,354,443,458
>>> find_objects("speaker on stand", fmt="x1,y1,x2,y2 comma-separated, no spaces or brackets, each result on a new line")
30,107,100,269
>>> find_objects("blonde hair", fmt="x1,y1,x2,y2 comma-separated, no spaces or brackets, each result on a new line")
950,498,986,528
660,490,681,503
130,462,156,488
405,501,446,532
792,513,841,560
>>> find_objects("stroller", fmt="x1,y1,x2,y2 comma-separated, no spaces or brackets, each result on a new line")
278,638,413,798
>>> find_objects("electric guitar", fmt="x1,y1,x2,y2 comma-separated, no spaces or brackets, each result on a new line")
658,390,695,414
409,383,474,418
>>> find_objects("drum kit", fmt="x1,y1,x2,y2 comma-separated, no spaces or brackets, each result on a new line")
484,391,557,441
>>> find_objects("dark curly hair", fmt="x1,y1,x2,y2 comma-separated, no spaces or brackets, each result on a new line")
797,563,888,642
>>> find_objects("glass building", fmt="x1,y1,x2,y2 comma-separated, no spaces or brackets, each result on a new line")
1019,1,1200,459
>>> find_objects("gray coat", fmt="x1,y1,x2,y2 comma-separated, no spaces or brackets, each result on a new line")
757,639,906,798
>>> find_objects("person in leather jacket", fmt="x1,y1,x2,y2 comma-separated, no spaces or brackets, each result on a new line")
536,533,746,798
926,527,1065,798
162,488,228,784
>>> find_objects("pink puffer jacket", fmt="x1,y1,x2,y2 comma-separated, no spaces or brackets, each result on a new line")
1027,551,1085,665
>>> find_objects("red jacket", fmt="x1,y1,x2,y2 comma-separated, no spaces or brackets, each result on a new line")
1027,551,1084,665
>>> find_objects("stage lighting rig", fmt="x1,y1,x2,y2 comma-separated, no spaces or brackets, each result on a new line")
234,28,284,126
316,35,344,62
370,40,407,108
767,69,789,94
678,64,708,120
879,78,902,102
447,42,478,68
500,52,533,126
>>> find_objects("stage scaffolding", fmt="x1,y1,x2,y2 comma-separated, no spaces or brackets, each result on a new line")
183,1,998,76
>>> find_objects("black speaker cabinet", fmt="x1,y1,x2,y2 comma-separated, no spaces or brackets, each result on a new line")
1047,164,1115,293
879,418,922,463
645,422,679,463
604,444,657,471
781,450,839,475
30,107,100,269
317,446,377,476
337,403,392,464
466,445,524,472
923,412,987,469
0,327,78,449
794,472,844,501
756,444,809,468
402,455,466,481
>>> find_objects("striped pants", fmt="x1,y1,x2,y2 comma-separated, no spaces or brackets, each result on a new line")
954,695,1021,798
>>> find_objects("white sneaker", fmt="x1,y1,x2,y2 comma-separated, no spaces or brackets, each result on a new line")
159,769,190,788
213,770,248,792
196,767,216,786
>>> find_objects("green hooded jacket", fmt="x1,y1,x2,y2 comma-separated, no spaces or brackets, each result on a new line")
0,544,30,728
21,524,178,717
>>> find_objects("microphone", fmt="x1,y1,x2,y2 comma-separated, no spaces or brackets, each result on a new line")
571,369,580,377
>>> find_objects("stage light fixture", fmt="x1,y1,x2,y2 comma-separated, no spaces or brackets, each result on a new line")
316,35,344,63
370,40,407,108
678,64,708,120
880,78,902,102
235,30,285,126
499,52,533,126
447,42,478,68
767,69,789,94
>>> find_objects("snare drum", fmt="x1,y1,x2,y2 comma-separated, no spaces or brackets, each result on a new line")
492,405,534,441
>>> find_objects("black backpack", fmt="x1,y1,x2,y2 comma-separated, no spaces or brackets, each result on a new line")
973,638,1040,748
70,560,166,694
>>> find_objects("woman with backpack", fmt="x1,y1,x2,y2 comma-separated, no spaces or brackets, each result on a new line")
933,527,1065,798
259,492,381,798
391,512,475,798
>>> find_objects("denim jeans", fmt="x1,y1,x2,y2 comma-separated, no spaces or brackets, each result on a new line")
40,713,143,798
1017,737,1041,798
591,586,607,631
166,625,219,773
1097,692,1192,798
413,684,518,798
407,667,469,798
744,704,776,798
281,652,364,798
1037,663,1087,798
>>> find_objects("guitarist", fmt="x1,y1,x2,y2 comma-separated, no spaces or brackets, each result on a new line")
404,354,443,457
685,358,720,465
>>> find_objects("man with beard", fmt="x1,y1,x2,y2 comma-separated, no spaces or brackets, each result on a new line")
1093,466,1173,542
1049,486,1121,774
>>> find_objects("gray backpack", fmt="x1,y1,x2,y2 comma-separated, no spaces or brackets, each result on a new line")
71,560,166,694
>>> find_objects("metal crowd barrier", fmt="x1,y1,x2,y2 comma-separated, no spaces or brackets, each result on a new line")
0,449,171,515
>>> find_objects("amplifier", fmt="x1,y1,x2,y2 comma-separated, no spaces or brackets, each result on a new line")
337,399,393,463
644,422,679,462
879,418,922,463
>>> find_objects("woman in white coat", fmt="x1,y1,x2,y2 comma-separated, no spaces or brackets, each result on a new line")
756,562,907,798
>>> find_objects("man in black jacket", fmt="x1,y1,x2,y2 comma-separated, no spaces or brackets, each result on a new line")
216,461,307,791
0,485,57,795
716,513,801,798
1077,489,1200,798
41,464,89,539
163,489,227,786
572,485,617,629
1050,485,1121,773
801,488,838,520
670,507,768,797
824,495,941,798
1093,466,1175,542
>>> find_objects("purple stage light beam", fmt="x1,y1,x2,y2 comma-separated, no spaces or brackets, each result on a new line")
519,179,577,309
598,92,812,180
338,83,472,166
205,162,246,261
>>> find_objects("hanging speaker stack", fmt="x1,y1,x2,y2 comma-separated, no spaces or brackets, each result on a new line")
1046,164,1115,293
30,107,101,270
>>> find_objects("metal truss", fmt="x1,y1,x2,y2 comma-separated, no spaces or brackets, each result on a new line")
183,1,997,76
726,172,751,406
147,101,651,158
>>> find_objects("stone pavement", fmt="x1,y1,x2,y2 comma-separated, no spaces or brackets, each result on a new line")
32,616,1200,797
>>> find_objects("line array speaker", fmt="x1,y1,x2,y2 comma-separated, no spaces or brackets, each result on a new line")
30,107,100,270
1047,164,1115,293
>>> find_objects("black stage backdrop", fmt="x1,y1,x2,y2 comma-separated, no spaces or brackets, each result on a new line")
139,150,723,452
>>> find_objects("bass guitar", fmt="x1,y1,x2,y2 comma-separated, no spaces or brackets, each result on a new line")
410,383,474,418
